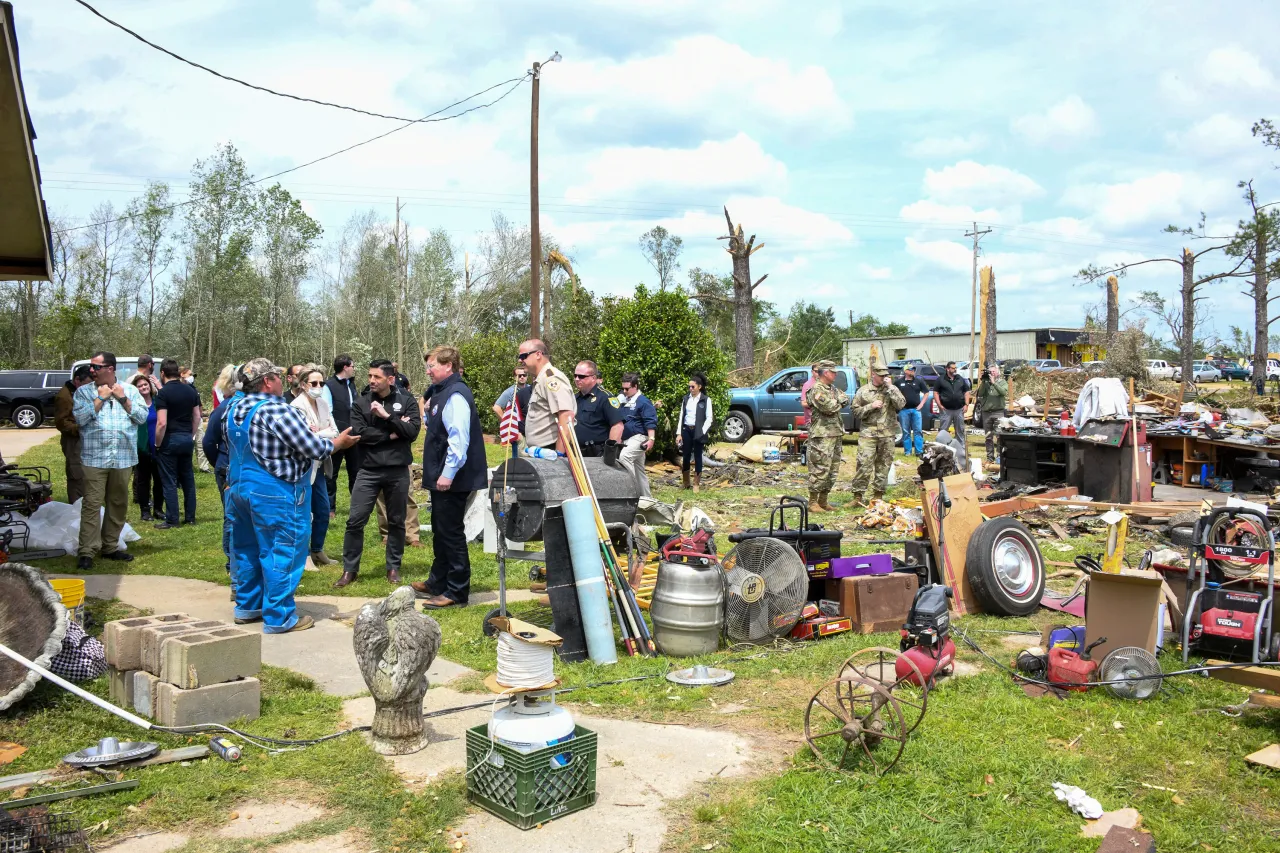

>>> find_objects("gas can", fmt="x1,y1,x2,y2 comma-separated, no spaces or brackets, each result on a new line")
1047,647,1098,692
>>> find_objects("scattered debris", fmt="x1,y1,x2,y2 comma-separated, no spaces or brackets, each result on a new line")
1245,743,1280,769
1053,782,1103,819
1081,808,1143,839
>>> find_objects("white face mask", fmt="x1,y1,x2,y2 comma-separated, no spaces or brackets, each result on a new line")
307,387,323,400
183,376,194,384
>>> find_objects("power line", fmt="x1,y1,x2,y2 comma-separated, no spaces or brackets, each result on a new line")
52,74,530,236
70,0,424,122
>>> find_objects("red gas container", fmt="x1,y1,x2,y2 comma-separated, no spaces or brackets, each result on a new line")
1047,646,1098,692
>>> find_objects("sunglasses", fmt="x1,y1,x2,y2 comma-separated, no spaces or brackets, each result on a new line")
307,380,323,387
515,374,527,379
88,363,110,371
574,373,593,380
517,351,536,361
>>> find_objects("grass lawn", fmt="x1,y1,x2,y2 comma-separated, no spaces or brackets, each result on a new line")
9,433,1280,852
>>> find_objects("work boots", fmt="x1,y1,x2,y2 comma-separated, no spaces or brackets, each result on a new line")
682,470,692,490
693,473,701,493
818,492,834,511
809,491,828,513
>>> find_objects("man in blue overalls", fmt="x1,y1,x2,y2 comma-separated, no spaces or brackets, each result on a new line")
226,358,360,633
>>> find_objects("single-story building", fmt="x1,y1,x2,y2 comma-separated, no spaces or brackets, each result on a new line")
0,1,52,280
843,327,1089,370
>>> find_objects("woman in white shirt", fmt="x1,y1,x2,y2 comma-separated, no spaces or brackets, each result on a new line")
291,364,340,566
675,372,713,492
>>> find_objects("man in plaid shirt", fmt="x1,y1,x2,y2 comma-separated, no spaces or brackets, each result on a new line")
225,358,360,633
73,351,148,569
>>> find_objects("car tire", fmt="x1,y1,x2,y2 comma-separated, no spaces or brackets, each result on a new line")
964,517,1046,617
721,410,753,443
12,404,42,429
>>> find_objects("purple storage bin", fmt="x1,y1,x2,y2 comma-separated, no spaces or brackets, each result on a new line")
830,553,893,578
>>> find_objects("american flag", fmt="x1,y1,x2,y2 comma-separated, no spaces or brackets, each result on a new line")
500,395,522,445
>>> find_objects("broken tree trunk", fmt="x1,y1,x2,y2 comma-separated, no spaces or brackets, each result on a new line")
981,266,997,369
1180,248,1196,397
721,207,767,372
1254,224,1269,394
1106,274,1119,350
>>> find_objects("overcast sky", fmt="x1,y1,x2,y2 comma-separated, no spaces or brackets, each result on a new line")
16,0,1280,338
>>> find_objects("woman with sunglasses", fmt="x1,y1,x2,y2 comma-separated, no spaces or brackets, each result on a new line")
130,373,165,521
290,364,340,568
675,372,713,492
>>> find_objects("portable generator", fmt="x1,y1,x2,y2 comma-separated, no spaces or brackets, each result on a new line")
1182,506,1277,663
897,583,955,686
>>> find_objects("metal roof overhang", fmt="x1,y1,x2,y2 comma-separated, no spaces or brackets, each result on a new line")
0,1,51,280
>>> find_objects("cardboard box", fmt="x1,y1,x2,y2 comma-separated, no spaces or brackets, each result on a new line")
824,573,918,634
1085,569,1163,660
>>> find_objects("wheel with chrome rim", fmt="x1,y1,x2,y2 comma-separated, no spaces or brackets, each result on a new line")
965,517,1045,616
12,404,41,429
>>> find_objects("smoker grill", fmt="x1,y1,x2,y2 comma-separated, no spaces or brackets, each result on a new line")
490,457,640,542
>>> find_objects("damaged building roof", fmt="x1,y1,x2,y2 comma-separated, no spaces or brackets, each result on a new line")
0,1,52,280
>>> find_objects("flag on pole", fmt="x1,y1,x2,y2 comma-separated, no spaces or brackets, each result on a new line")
500,395,522,445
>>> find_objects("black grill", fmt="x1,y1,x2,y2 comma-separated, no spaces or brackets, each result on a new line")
490,457,640,542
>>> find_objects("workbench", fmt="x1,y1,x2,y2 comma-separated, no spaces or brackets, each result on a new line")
1148,433,1280,489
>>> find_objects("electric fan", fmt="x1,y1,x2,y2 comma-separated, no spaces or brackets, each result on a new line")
1098,646,1163,700
721,538,809,644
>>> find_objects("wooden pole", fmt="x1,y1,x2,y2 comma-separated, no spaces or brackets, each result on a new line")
1130,377,1141,501
1045,379,1052,417
529,61,542,338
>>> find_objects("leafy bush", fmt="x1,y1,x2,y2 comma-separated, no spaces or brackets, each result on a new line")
598,285,728,454
459,333,521,433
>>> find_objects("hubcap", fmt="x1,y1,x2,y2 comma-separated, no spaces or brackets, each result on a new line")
992,535,1036,599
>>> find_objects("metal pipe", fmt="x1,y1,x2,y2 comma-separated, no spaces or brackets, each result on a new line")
0,641,154,731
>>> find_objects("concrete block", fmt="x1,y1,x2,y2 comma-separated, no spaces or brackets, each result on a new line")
140,620,224,675
132,670,160,718
107,666,134,706
154,677,260,727
104,613,194,670
159,627,261,689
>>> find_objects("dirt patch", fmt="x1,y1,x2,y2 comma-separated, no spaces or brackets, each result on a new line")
269,830,369,853
100,831,189,852
218,800,324,839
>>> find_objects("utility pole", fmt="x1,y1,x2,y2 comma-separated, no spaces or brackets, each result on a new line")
528,51,560,339
394,197,406,371
965,222,992,382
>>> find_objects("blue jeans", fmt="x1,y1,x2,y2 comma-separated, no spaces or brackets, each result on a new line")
309,472,331,553
898,409,923,455
157,433,197,524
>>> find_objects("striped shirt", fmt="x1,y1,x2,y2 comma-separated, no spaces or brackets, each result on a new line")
224,393,333,483
73,382,148,469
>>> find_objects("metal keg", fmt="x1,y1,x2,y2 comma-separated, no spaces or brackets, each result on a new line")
651,559,726,657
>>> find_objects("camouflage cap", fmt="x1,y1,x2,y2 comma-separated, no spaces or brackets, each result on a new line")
815,359,837,371
241,357,283,383
871,360,891,375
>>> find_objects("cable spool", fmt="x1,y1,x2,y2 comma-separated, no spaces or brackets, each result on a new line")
496,630,557,690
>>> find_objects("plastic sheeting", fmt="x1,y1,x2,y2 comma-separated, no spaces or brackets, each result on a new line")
1072,378,1130,428
21,499,140,553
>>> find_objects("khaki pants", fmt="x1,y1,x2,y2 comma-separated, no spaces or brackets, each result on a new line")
79,465,131,558
377,467,420,544
620,434,652,498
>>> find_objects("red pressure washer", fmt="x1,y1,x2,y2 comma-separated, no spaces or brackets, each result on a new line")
1182,506,1277,663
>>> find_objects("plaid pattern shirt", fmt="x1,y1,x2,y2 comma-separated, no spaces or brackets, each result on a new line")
225,393,333,483
73,382,148,469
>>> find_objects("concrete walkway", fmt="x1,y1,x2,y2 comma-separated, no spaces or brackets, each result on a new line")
0,426,55,461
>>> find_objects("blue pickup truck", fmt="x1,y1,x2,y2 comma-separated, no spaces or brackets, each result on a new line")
723,366,862,442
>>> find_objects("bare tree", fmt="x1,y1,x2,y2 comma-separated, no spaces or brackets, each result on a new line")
719,207,767,371
125,182,174,351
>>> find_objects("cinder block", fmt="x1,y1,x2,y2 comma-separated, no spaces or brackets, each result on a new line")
159,626,261,689
104,613,194,670
140,620,224,675
132,671,160,718
154,677,260,727
107,666,134,706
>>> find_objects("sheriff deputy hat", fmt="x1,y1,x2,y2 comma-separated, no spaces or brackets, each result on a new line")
241,357,284,383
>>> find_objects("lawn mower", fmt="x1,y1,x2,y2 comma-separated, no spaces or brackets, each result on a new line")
1182,506,1277,664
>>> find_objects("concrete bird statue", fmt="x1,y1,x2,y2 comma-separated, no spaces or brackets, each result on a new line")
353,586,441,754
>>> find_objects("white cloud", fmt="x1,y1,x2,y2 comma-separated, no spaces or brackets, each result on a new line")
904,237,971,272
565,133,787,199
1167,113,1256,157
899,199,1009,226
1061,172,1232,229
555,36,850,133
923,161,1044,206
858,263,892,280
1201,47,1275,89
903,133,986,159
1011,95,1098,146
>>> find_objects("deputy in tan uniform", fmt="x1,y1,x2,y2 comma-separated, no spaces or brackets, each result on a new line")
519,339,577,453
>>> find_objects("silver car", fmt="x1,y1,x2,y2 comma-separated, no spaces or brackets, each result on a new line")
1190,360,1221,382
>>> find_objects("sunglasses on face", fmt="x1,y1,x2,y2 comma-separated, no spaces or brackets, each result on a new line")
574,373,593,380
88,364,108,371
307,380,323,387
515,374,527,380
517,351,536,361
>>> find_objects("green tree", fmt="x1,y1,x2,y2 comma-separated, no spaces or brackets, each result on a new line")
258,183,323,364
781,302,842,364
554,286,601,376
598,285,728,454
847,313,910,339
458,333,522,433
638,225,683,291
125,182,175,352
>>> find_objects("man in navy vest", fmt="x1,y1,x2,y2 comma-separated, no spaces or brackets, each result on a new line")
412,345,487,609
322,354,360,510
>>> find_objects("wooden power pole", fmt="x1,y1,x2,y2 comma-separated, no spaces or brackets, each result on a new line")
965,222,992,382
529,62,542,338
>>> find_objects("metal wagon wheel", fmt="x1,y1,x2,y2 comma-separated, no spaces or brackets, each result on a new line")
804,675,908,775
837,646,929,733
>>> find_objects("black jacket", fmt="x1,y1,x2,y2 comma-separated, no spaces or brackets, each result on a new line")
326,375,357,431
350,386,421,468
422,373,487,492
933,374,970,410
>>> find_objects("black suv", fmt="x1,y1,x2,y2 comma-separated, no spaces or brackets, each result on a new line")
0,370,72,429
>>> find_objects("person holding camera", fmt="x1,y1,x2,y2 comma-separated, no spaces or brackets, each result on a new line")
973,364,1008,463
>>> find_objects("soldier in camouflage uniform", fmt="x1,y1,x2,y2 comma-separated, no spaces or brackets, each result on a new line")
803,360,849,512
849,361,906,504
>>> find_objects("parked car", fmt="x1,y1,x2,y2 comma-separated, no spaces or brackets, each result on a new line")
1252,359,1280,381
1211,359,1249,381
998,359,1029,376
1189,360,1221,382
69,356,147,384
1081,361,1108,375
724,366,861,442
0,369,72,429
1029,359,1063,372
887,358,925,369
1146,359,1176,380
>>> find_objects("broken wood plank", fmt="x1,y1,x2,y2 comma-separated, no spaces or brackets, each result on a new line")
980,487,1079,518
1205,660,1280,692
1048,521,1070,541
1245,743,1280,769
1248,692,1280,710
0,745,210,792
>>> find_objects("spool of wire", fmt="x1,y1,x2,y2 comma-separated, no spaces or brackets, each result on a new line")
496,630,556,689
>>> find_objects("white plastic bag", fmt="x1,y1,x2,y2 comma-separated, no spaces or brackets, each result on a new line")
1052,782,1103,819
887,462,898,486
25,499,140,554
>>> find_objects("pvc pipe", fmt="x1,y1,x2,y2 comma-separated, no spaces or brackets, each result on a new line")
562,496,618,665
0,642,154,731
